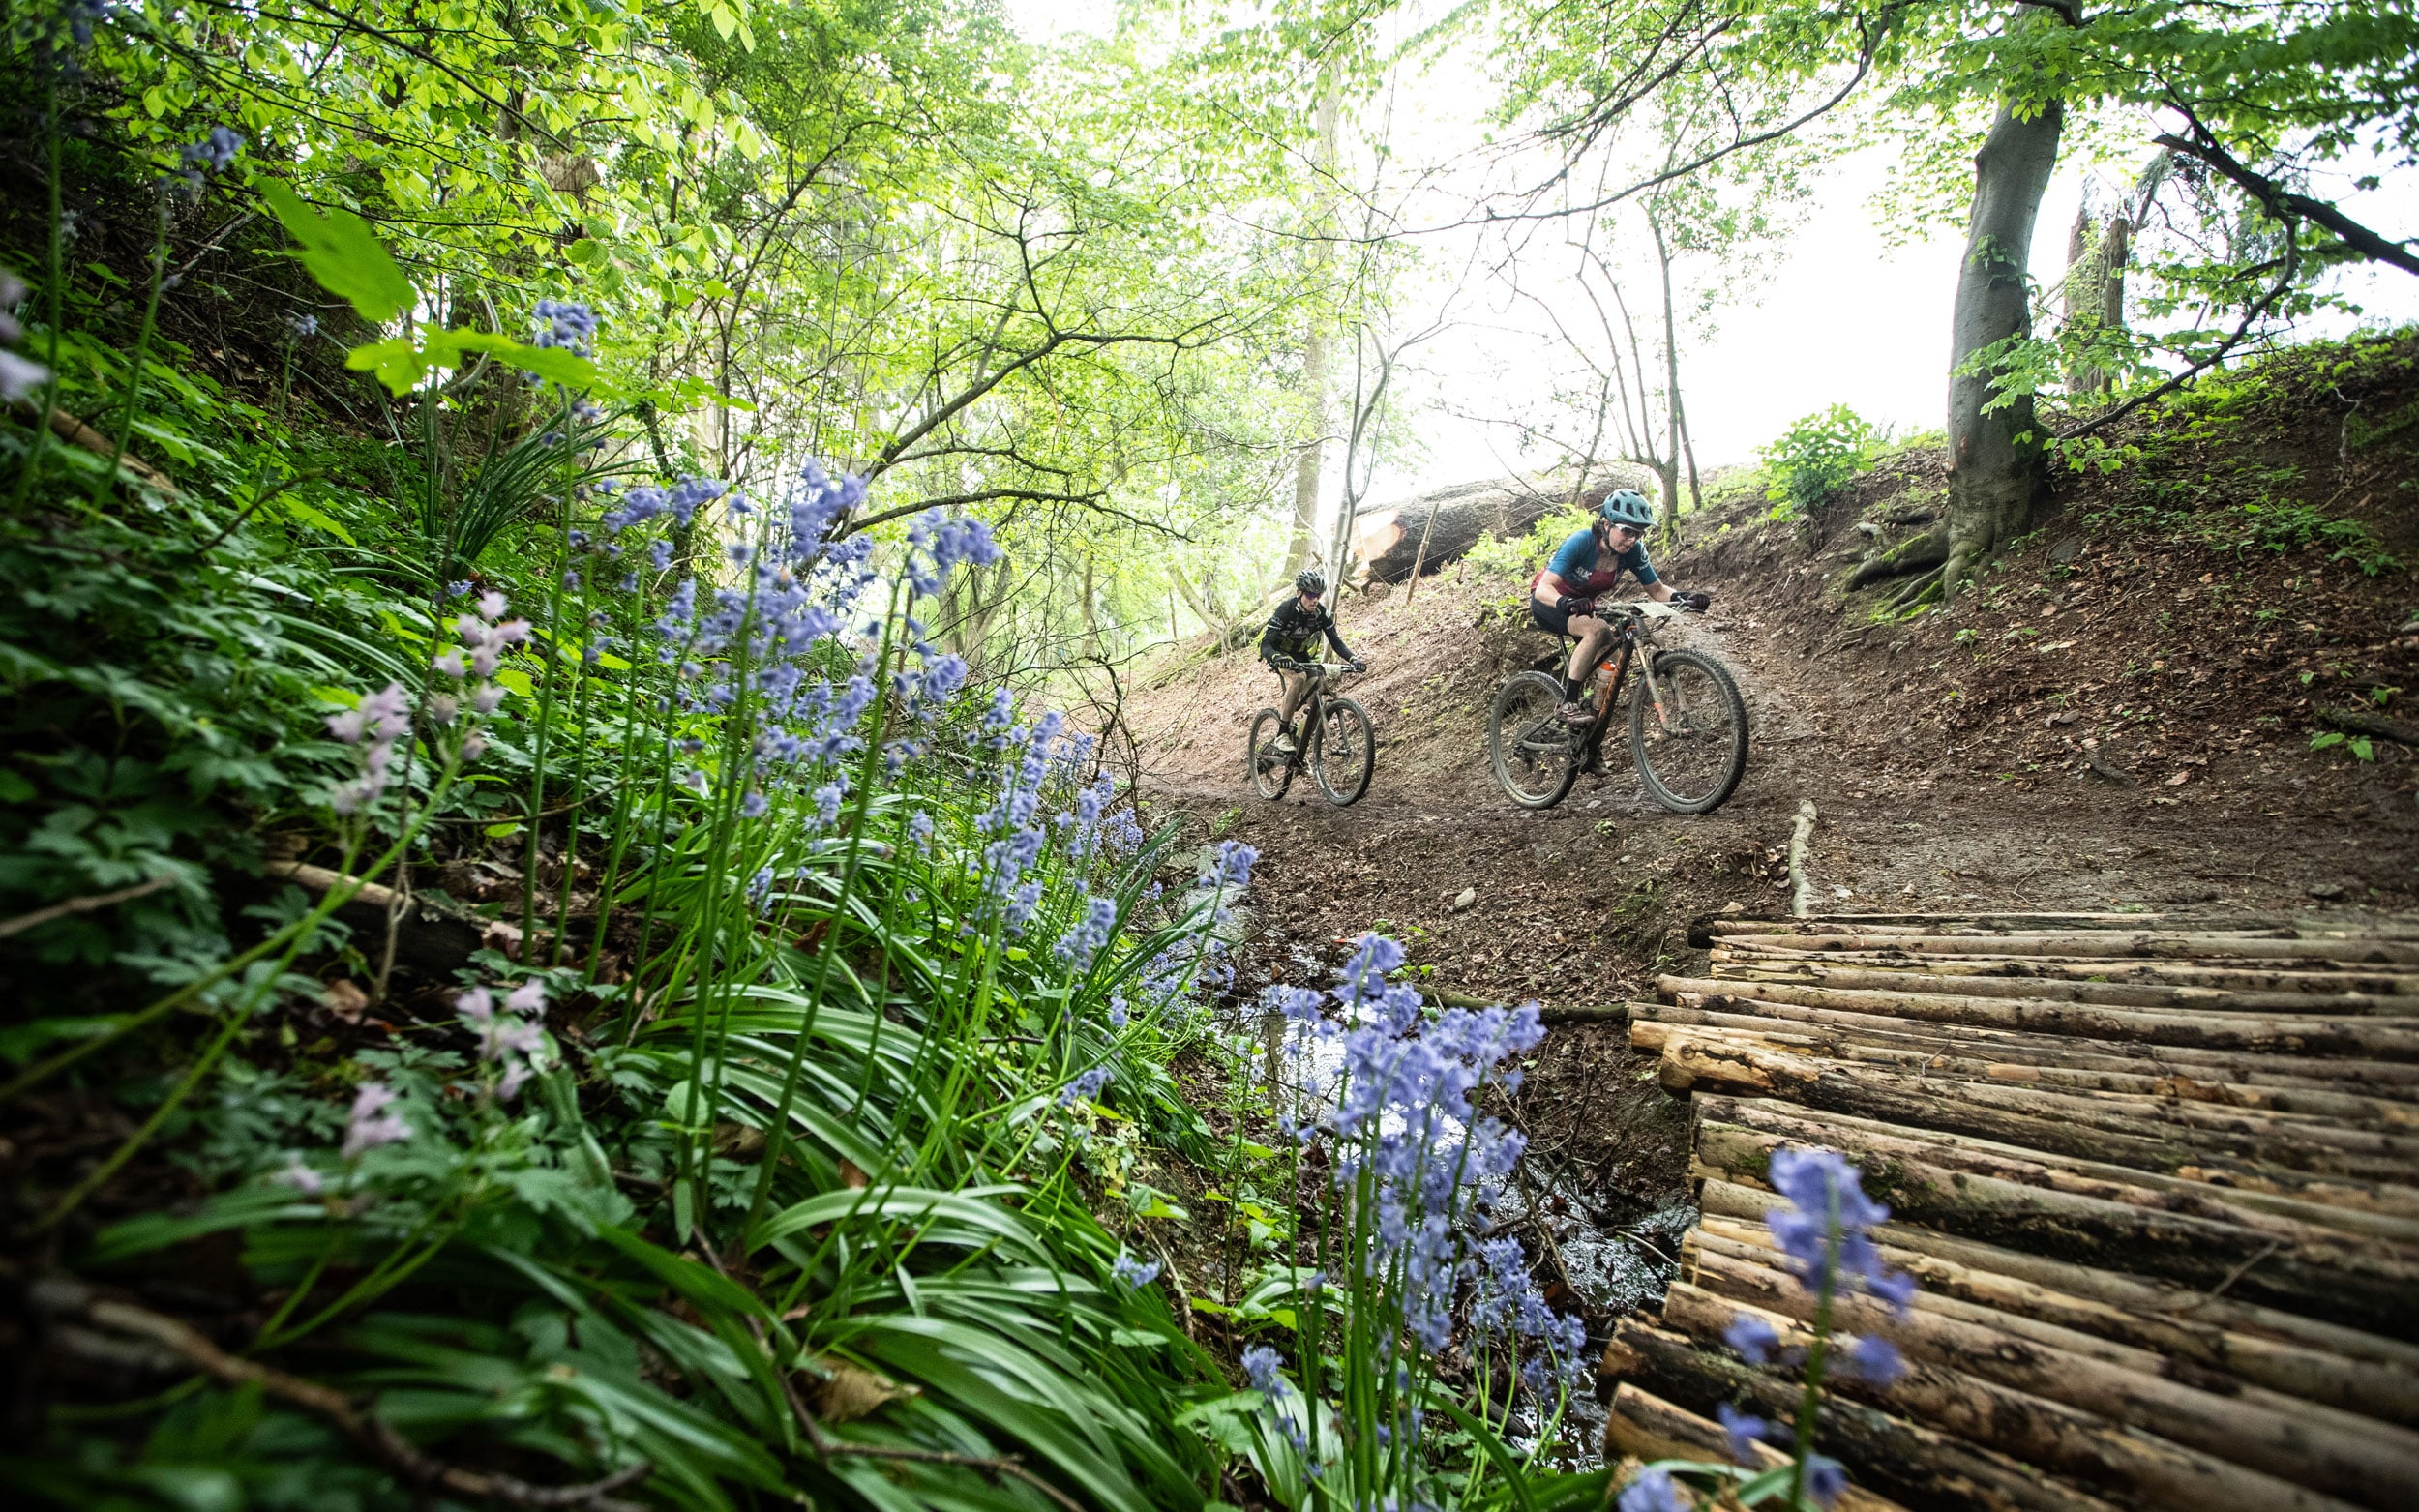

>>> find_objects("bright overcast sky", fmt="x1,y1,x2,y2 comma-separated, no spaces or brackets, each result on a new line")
1004,0,2419,513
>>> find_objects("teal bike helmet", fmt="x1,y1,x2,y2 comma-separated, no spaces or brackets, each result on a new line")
1601,489,1655,529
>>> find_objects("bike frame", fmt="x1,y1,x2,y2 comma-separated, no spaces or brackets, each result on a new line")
1567,606,1679,757
1274,661,1354,761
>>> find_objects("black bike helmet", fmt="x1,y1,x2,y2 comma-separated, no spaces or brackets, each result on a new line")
1600,489,1655,529
1295,567,1326,597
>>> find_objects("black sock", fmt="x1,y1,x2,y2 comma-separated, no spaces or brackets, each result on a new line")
1562,677,1584,701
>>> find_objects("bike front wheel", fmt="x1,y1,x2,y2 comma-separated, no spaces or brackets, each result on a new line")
1312,697,1375,806
1247,708,1295,799
1489,670,1579,810
1629,647,1749,814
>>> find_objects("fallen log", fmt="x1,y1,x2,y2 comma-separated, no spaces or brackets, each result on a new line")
1711,949,2419,996
1602,1383,1913,1512
1633,998,2419,1097
1689,1214,2419,1429
1657,1287,2370,1512
1657,1034,2419,1191
1691,1098,2419,1333
1715,932,2419,964
1692,913,2419,943
1353,474,1602,584
1658,976,2419,1060
1698,1093,2419,1243
1699,1179,2419,1375
1675,1250,2419,1505
1600,1319,2129,1512
1713,962,2419,1012
1633,1014,2419,1127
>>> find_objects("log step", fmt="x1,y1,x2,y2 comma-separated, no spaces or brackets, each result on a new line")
1617,911,2419,1509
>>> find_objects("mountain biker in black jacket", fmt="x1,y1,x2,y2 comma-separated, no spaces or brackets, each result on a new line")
1259,568,1364,753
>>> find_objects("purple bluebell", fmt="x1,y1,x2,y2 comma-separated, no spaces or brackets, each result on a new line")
1055,894,1118,970
342,1082,409,1158
1724,1313,1779,1365
1110,1251,1161,1288
1058,1065,1112,1106
1765,1146,1914,1312
1240,1345,1284,1398
181,127,243,174
1840,1333,1906,1386
1717,1402,1771,1463
1805,1454,1848,1507
0,350,50,403
532,298,596,357
1616,1468,1690,1512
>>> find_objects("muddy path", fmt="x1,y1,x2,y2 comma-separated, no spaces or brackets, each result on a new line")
1120,531,2414,1382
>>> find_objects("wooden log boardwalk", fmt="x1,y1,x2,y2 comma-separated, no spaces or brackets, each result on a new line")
1600,910,2419,1512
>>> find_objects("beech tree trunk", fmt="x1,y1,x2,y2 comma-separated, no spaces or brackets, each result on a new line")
1943,98,2063,597
1284,79,1341,574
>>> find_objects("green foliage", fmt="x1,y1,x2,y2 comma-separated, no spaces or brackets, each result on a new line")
1758,405,1885,522
1467,507,1594,579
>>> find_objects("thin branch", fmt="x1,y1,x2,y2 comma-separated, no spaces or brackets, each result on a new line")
0,875,174,940
75,1297,652,1512
2152,132,2419,278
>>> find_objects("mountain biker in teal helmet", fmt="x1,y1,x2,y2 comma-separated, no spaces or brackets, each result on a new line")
1529,489,1709,726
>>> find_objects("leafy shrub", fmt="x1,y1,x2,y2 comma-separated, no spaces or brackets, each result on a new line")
1466,505,1593,579
1758,405,1886,521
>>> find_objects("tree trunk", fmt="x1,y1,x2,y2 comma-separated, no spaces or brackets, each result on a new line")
1652,208,1687,537
1943,98,2063,597
1284,79,1341,574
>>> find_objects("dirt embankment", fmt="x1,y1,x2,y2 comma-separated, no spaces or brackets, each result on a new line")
1126,334,2419,1238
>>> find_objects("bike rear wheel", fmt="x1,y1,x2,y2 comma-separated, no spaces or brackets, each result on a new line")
1629,647,1749,814
1312,697,1375,806
1489,670,1579,809
1247,708,1295,799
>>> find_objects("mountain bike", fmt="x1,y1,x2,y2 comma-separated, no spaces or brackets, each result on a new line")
1488,600,1747,814
1247,661,1375,806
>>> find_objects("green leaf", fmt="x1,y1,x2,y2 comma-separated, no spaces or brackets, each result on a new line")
0,769,35,802
257,180,414,323
279,495,357,544
344,337,429,397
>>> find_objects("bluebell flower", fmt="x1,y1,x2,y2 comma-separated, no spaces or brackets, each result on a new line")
285,312,319,341
740,791,769,818
1724,1313,1779,1365
1617,1467,1690,1512
1106,993,1129,1030
1716,1402,1771,1463
1055,894,1118,970
811,782,845,826
1058,1065,1112,1106
1240,1345,1284,1398
181,127,243,175
1206,838,1257,891
906,810,934,845
1804,1454,1848,1507
63,0,117,47
1840,1333,1907,1386
532,297,596,357
1110,1251,1161,1288
1766,1146,1914,1312
905,509,1002,596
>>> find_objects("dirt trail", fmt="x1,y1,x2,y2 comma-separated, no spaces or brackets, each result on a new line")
1122,453,2418,1248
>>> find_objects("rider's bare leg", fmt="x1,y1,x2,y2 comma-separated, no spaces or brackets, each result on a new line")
1277,670,1311,726
1564,619,1613,693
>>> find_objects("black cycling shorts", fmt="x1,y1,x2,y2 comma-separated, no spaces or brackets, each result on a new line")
1529,597,1574,637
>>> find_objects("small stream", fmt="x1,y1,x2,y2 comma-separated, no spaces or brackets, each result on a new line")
1196,849,1697,1470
